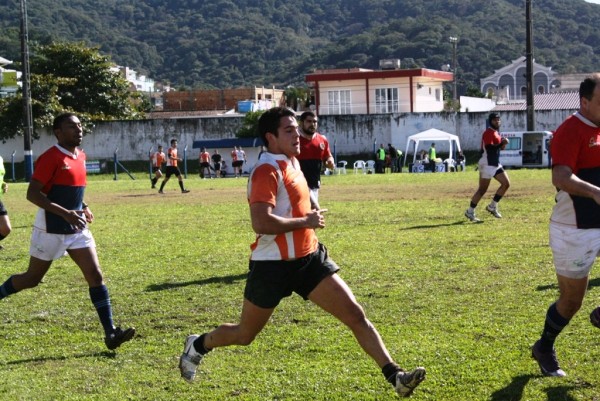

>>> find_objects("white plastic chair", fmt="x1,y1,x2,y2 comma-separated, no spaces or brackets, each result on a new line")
365,160,376,174
335,160,348,174
353,160,366,174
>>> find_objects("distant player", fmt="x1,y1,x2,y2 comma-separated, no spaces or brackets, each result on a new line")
297,111,335,209
199,147,212,179
158,139,190,194
464,112,510,222
150,145,166,188
0,113,135,350
179,107,426,397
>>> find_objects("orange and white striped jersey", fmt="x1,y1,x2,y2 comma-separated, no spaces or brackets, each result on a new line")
167,147,178,167
151,151,166,167
247,152,318,261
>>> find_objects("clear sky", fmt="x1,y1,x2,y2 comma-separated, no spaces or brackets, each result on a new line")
585,0,600,3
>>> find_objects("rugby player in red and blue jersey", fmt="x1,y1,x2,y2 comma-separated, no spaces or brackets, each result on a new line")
0,113,135,350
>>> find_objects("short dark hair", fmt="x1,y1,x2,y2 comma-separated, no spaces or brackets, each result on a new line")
299,111,316,121
170,138,177,145
53,112,78,130
488,112,500,123
580,74,600,101
258,107,296,147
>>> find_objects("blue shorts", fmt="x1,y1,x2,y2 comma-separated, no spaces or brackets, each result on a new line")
244,243,340,308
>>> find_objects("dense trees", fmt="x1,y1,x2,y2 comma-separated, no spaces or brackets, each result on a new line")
1,0,600,98
0,42,146,140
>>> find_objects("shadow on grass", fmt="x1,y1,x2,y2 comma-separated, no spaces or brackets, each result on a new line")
145,272,247,292
490,374,533,401
400,221,471,230
4,350,116,366
491,374,583,401
536,277,600,292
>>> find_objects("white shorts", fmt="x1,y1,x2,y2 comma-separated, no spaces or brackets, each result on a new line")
478,162,504,180
549,222,600,279
30,227,96,261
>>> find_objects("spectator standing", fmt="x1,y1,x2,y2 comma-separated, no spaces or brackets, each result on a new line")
375,144,386,174
388,144,398,173
211,149,222,178
150,145,166,189
159,139,190,194
428,143,437,172
396,148,404,173
178,107,426,397
0,113,135,350
296,111,334,209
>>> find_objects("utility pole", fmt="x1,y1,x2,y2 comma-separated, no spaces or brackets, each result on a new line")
20,0,34,181
526,0,535,131
449,36,458,100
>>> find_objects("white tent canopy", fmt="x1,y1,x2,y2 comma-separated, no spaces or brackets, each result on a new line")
404,128,462,166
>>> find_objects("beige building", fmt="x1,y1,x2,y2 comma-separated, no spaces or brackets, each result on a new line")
305,63,453,115
162,87,284,113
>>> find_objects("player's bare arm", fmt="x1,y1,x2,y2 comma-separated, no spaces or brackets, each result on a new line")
552,164,600,204
250,202,325,234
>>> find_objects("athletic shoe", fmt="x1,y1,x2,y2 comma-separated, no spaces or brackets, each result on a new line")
105,326,135,350
158,190,164,194
590,307,600,329
182,189,190,193
180,334,203,382
486,204,502,218
531,340,566,377
464,209,480,222
394,367,426,397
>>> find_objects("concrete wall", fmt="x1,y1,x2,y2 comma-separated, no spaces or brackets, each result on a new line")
1,110,574,163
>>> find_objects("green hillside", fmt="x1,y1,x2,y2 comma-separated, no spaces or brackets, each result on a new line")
1,0,599,93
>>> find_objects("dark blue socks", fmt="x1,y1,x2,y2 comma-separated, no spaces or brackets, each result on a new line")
0,276,16,300
89,284,115,336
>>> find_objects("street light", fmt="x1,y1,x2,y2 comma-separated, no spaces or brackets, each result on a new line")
449,36,458,101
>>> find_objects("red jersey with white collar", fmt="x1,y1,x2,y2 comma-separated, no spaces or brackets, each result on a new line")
479,127,503,167
32,144,87,234
297,132,332,189
550,112,600,228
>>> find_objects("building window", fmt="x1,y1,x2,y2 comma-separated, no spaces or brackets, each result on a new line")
435,89,441,101
327,90,352,114
375,88,399,113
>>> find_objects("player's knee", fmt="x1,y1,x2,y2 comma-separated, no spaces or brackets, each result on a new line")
237,331,259,346
561,298,583,316
0,223,11,239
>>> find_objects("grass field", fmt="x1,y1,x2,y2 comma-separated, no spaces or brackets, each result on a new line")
1,169,599,401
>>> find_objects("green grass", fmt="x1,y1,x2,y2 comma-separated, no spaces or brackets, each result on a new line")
1,169,599,400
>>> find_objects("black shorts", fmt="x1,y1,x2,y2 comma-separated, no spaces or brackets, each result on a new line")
232,160,244,168
152,166,161,173
200,162,210,168
244,243,339,308
165,166,181,178
0,200,6,216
